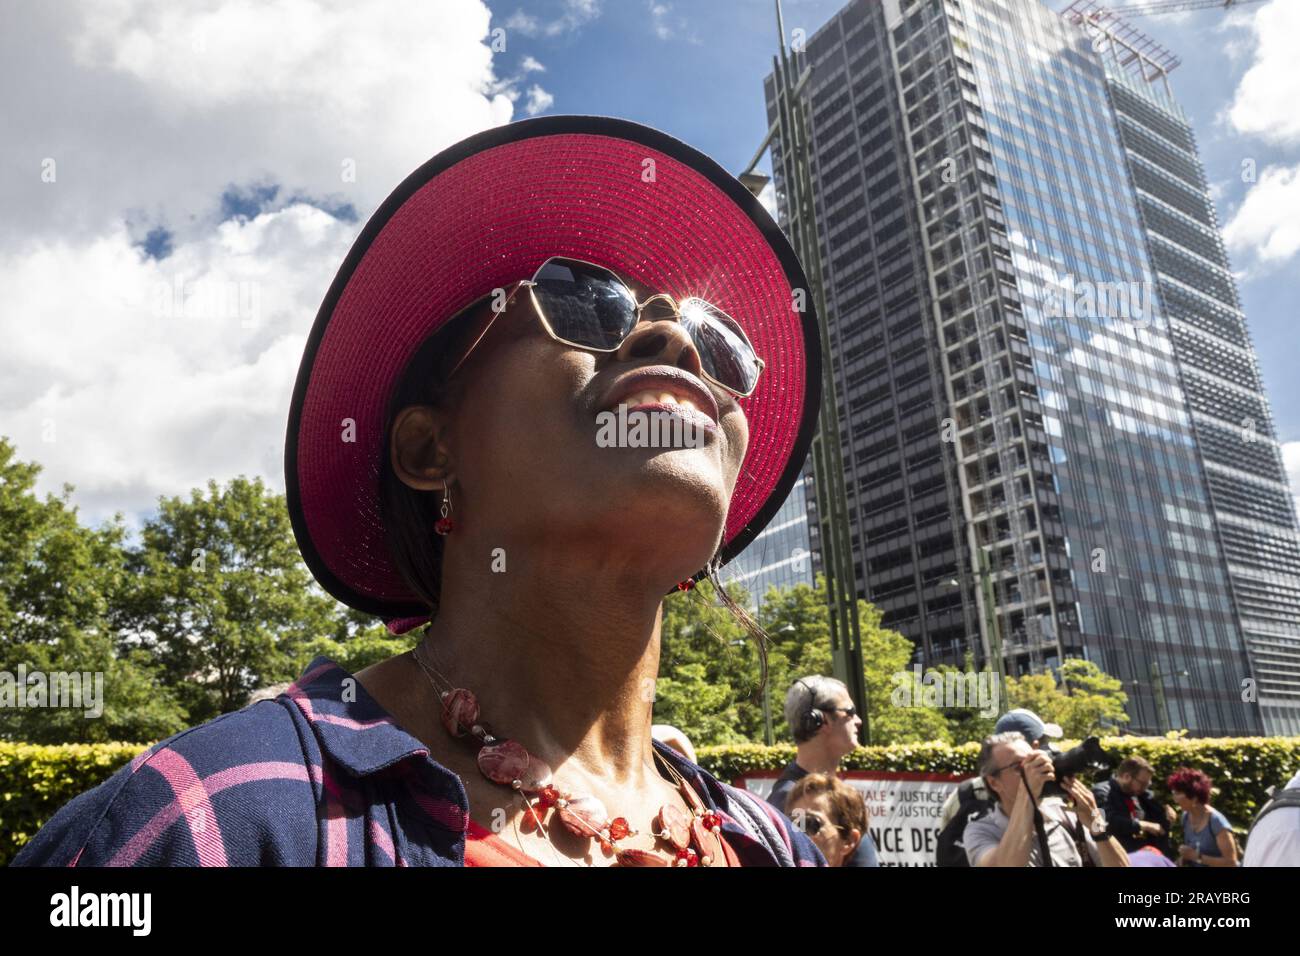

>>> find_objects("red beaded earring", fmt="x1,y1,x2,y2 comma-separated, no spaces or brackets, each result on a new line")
434,483,456,535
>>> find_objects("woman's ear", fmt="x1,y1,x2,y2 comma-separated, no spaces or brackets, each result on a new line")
843,828,862,866
390,404,456,491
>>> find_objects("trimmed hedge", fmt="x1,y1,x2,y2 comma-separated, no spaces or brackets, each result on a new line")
1,741,146,866
2,736,1297,866
695,736,1300,840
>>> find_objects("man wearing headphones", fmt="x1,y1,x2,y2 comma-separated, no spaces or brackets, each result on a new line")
767,675,879,866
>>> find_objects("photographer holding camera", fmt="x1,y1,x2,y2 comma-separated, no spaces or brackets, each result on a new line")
965,732,1130,867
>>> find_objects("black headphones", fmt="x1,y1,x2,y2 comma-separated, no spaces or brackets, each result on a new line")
793,678,826,739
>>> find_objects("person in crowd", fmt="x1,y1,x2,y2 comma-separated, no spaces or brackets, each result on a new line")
1092,756,1176,859
1127,845,1176,867
965,731,1129,867
939,708,1062,830
1242,767,1300,867
785,773,868,867
766,675,879,866
1168,768,1238,867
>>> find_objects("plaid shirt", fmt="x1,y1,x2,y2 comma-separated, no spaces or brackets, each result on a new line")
12,656,825,867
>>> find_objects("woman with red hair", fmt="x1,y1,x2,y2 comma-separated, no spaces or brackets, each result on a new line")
1167,768,1238,867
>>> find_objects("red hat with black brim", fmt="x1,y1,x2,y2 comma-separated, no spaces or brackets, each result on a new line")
285,114,822,627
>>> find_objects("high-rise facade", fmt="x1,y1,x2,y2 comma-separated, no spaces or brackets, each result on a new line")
761,0,1296,735
724,466,818,609
1065,1,1300,734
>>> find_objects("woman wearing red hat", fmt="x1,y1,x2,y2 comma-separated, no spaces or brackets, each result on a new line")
14,115,825,867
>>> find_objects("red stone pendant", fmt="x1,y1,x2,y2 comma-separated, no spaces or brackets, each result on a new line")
516,753,553,792
521,802,546,832
439,688,478,737
657,803,691,851
434,517,455,535
477,739,530,786
691,817,722,866
557,794,608,838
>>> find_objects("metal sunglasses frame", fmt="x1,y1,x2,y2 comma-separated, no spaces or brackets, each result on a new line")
445,255,766,398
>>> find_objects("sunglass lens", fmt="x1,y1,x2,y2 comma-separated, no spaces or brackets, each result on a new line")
531,259,638,350
804,815,822,835
678,298,760,396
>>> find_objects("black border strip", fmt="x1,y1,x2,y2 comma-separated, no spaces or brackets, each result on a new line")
284,113,823,618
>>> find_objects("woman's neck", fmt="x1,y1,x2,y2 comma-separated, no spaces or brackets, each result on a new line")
419,536,674,790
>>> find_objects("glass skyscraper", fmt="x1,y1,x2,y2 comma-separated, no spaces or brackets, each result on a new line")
1065,0,1300,734
759,0,1298,735
723,466,818,611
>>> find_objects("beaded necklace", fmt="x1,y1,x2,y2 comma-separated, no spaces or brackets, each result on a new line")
409,640,726,867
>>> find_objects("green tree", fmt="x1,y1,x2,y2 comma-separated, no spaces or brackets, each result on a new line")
931,656,999,745
656,579,754,743
116,476,348,722
0,437,187,743
857,598,952,745
1005,658,1129,738
295,606,414,677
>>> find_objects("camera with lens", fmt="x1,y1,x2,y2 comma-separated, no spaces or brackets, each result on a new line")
1039,736,1113,798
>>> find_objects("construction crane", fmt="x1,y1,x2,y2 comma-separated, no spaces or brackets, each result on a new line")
1093,0,1266,16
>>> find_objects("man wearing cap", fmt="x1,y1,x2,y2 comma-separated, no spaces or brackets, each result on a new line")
964,731,1129,867
938,708,1062,832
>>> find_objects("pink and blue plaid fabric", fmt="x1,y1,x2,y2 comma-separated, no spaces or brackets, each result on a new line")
12,656,825,867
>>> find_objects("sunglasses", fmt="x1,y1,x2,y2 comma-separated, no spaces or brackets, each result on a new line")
445,256,766,398
801,812,849,838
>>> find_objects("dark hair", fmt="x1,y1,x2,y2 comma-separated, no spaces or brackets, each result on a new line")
1166,767,1213,804
1117,756,1153,778
788,772,867,838
376,308,772,690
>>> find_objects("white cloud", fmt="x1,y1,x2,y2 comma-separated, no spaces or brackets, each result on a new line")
524,84,555,116
1283,441,1300,522
502,0,601,39
0,0,528,527
0,0,516,251
1223,163,1300,267
1226,0,1300,144
650,1,672,40
3,205,355,530
503,10,542,36
520,54,546,72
